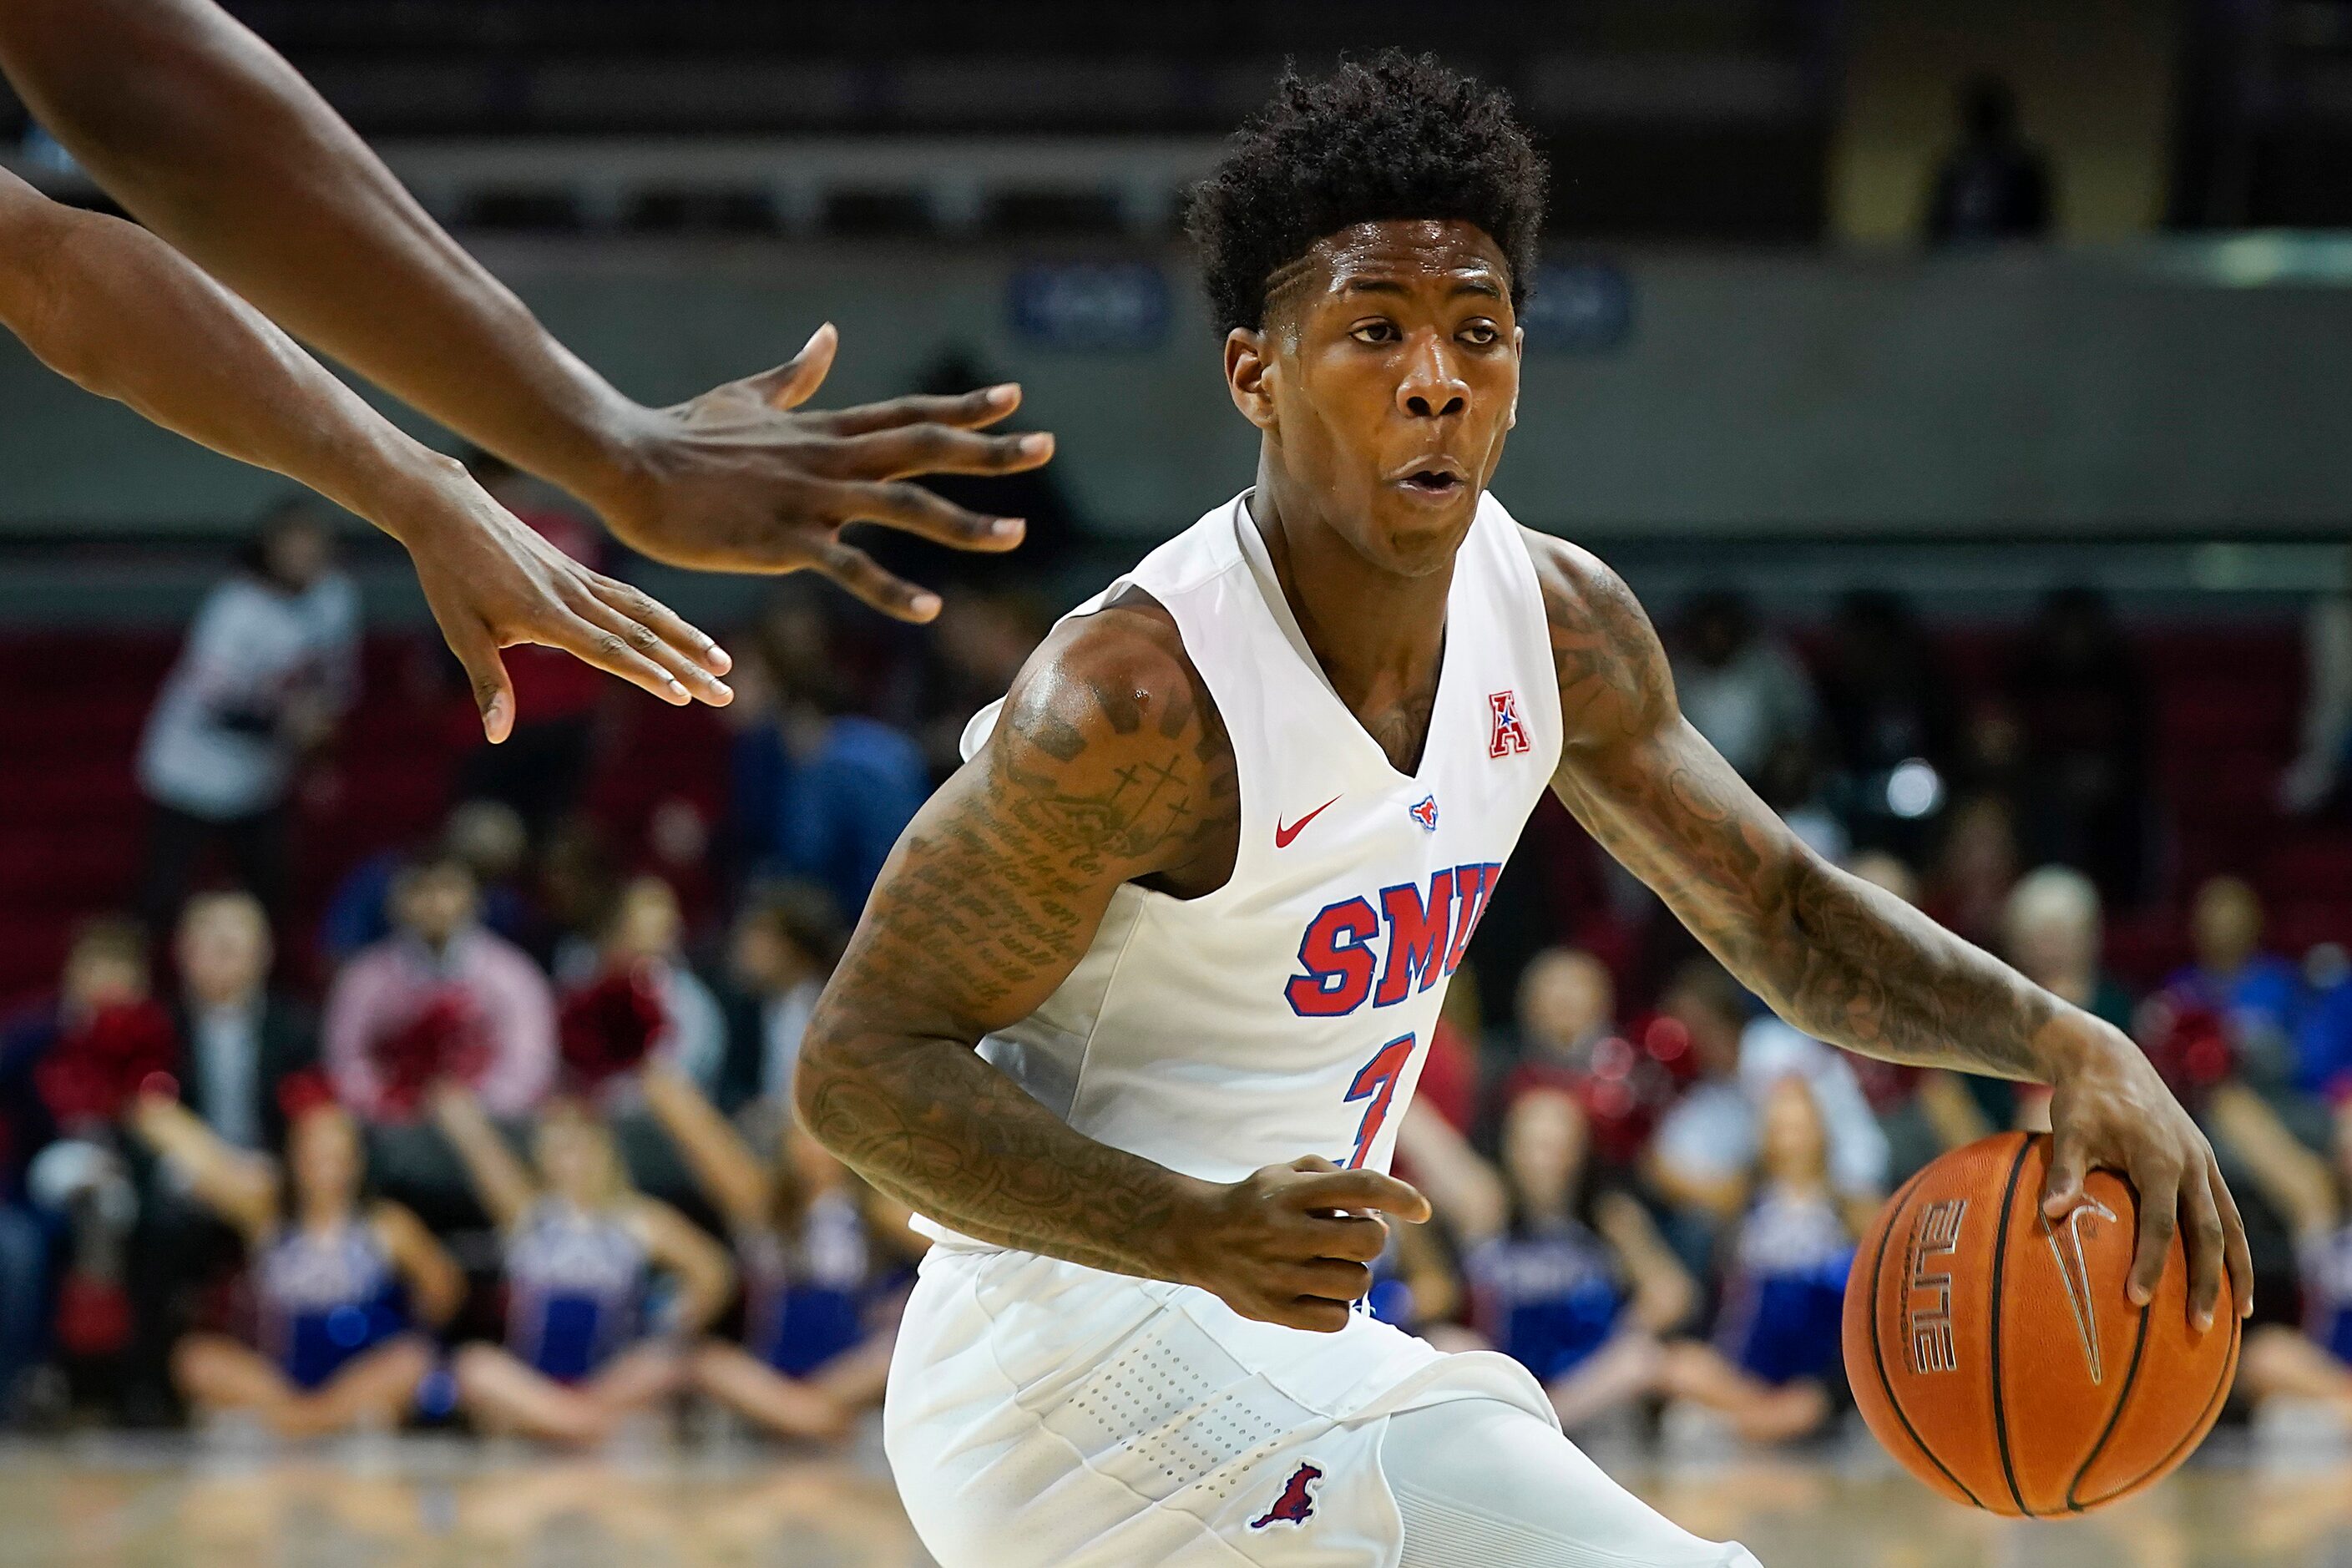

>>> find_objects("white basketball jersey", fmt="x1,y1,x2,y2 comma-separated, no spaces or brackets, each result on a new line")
919,490,1560,1247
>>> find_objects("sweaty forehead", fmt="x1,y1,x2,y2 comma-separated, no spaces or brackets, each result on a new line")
1265,218,1510,322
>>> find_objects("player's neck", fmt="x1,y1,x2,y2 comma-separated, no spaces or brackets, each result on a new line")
1246,468,1452,721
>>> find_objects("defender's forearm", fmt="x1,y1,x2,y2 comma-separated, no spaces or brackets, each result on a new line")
794,1028,1211,1281
0,0,642,509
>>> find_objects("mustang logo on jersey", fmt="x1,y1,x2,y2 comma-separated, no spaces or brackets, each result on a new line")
1285,862,1501,1016
1250,1462,1323,1530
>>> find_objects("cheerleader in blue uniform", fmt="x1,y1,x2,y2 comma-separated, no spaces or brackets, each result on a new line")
434,1085,733,1442
1399,1081,1694,1430
643,1065,919,1439
2232,1092,2352,1417
1659,1075,1856,1442
129,1084,460,1434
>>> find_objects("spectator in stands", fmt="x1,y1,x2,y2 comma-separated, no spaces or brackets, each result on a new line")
1500,948,1672,1166
1646,960,1756,1232
2167,875,2304,1080
1925,793,2021,951
134,498,358,932
168,893,317,1151
124,1081,461,1435
124,892,321,1416
2003,867,2135,1035
643,1065,915,1441
1815,590,1962,855
325,855,557,1121
453,451,611,841
727,582,929,919
720,882,847,1112
320,799,533,963
1665,591,1818,785
1399,1085,1692,1433
12,917,169,1414
432,1085,732,1444
2006,587,2152,904
2300,974,2352,1102
1846,852,2000,1178
2281,546,2352,815
557,877,726,1095
1648,959,1888,1235
1925,75,2054,245
1658,1077,1856,1444
2219,1090,2352,1424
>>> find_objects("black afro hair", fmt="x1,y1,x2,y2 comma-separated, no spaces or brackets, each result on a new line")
1187,51,1548,337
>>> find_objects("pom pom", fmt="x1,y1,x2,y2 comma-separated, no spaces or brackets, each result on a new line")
275,1067,339,1122
35,1001,178,1124
367,990,488,1118
559,964,669,1090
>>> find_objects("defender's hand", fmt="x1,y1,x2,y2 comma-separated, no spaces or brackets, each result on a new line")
1167,1156,1432,1333
590,323,1053,622
389,462,732,742
2039,1021,2254,1332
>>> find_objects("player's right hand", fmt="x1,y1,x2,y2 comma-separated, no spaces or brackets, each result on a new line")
1170,1156,1433,1333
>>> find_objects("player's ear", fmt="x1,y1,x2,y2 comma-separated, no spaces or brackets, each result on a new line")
1225,327,1278,432
1508,324,1525,430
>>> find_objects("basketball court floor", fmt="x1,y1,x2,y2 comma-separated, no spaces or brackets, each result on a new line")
2,1424,2344,1568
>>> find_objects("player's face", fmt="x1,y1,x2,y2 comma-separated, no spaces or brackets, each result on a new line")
1232,220,1521,577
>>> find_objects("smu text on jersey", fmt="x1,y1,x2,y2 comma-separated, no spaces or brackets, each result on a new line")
1286,862,1502,1017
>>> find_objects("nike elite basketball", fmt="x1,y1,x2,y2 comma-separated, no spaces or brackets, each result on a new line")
1844,1132,2240,1516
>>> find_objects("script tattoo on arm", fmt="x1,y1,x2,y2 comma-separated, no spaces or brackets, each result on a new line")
793,598,1242,1276
1526,529,2057,1080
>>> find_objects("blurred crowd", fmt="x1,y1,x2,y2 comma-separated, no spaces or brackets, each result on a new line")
4,491,2352,1453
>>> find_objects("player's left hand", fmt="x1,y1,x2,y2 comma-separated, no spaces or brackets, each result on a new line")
2038,1019,2254,1333
588,322,1054,623
392,463,733,742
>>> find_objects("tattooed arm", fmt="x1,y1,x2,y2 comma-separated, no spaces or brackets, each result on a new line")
1525,529,2252,1328
794,597,1429,1331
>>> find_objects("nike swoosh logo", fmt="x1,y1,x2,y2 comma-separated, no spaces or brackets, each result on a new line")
1275,796,1342,849
2045,1195,2118,1383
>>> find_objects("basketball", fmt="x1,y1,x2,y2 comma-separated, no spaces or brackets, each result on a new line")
1844,1131,2241,1517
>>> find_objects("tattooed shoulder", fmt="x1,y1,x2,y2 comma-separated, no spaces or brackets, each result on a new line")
1519,527,1677,749
989,593,1238,892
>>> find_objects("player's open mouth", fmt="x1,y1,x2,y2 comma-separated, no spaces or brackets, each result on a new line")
1392,460,1468,498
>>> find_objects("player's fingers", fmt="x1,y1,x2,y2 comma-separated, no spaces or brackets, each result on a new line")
542,606,695,707
807,538,942,623
820,384,1022,437
2208,1148,2256,1319
571,584,733,705
2179,1163,2228,1332
1280,1257,1373,1303
1293,1211,1391,1263
588,574,733,675
2127,1159,2183,1308
837,480,1027,553
1273,1295,1354,1334
2041,1120,2091,1219
832,426,1055,482
431,604,515,744
745,321,839,411
1292,1169,1432,1224
1287,1155,1342,1174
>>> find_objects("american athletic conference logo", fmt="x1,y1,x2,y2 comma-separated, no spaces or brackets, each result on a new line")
1488,690,1531,758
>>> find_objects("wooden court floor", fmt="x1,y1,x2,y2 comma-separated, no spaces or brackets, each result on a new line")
0,1430,2344,1567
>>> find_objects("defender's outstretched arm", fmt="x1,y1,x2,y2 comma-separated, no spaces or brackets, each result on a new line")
0,169,720,732
0,0,1050,620
796,604,1428,1332
1524,529,2253,1329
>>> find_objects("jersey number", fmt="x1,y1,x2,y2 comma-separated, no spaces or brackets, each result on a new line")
1343,1033,1418,1169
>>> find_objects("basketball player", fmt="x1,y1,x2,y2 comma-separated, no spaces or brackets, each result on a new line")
796,55,2254,1565
0,0,1049,738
